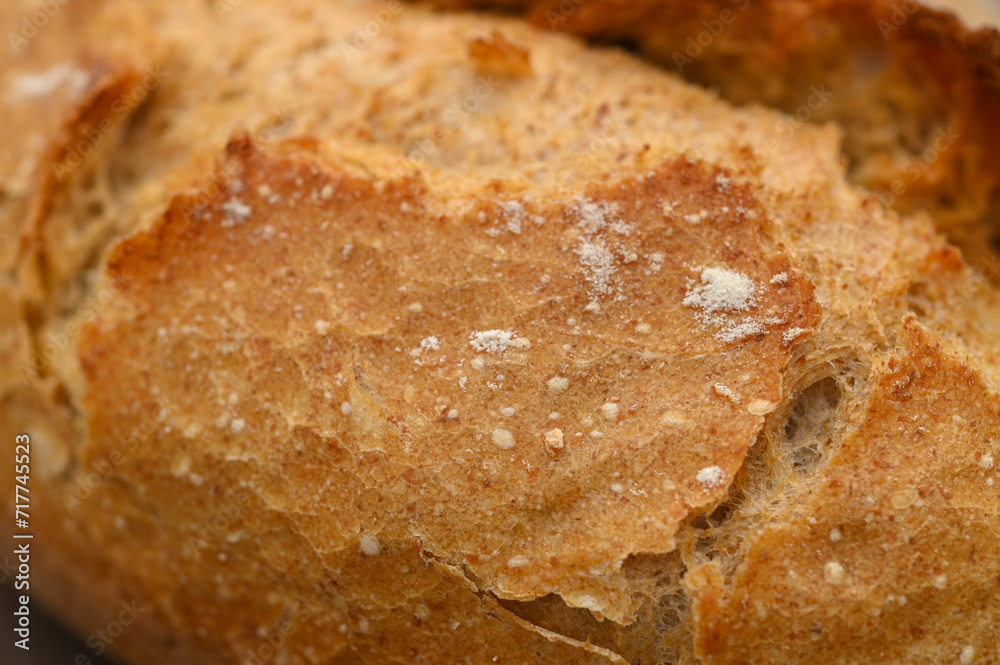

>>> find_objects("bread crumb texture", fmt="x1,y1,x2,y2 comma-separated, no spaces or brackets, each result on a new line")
1,1,999,664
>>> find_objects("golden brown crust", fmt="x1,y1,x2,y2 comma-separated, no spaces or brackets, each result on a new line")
691,319,1000,664
81,135,816,640
0,1,998,664
423,0,1000,262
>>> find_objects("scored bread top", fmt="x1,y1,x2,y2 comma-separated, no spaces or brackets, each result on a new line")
86,134,819,625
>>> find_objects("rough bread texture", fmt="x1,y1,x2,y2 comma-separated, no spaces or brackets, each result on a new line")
1,1,998,664
425,0,1000,267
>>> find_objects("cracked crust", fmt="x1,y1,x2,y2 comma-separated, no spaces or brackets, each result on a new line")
0,1,998,664
690,319,1000,664
80,135,816,641
423,0,1000,264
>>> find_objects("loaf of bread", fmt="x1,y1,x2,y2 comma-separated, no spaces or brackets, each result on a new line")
1,1,999,663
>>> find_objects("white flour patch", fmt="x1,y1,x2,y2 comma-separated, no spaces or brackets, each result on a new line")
573,199,630,235
485,201,528,236
717,319,765,344
575,242,616,296
696,465,726,487
500,201,526,234
221,197,252,227
470,330,522,354
419,336,441,352
683,267,757,313
570,198,634,301
683,266,765,344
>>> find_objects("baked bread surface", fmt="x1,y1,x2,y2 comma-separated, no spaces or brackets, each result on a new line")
1,1,999,663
